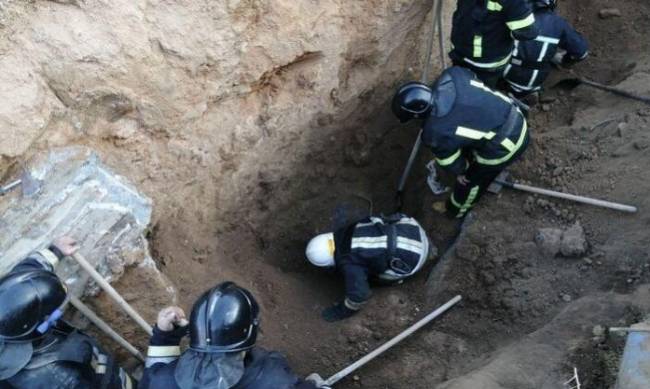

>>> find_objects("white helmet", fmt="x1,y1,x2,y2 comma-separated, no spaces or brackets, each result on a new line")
305,233,336,267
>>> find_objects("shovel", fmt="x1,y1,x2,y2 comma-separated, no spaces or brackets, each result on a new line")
487,171,637,213
553,71,650,105
0,170,43,197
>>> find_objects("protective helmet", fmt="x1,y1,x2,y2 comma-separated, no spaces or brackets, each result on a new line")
533,0,557,10
189,282,260,353
305,233,335,267
391,81,434,123
0,270,68,342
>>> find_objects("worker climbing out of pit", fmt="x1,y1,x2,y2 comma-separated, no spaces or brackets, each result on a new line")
503,0,589,102
450,0,539,88
392,66,530,219
140,281,329,389
305,213,433,322
0,237,137,389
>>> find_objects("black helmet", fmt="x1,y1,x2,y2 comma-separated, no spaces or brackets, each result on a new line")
391,81,434,123
189,282,260,353
533,0,556,10
0,270,68,342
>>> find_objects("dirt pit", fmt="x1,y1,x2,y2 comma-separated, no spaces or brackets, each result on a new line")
3,0,650,388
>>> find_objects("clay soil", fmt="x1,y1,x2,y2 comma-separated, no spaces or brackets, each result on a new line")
100,1,650,388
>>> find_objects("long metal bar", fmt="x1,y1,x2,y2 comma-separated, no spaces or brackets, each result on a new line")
324,295,462,386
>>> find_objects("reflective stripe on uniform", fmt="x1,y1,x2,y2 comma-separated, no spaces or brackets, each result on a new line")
507,13,535,30
147,345,181,357
456,126,496,140
395,236,424,255
120,370,133,389
463,54,511,69
37,249,60,268
351,236,387,250
486,1,502,11
473,35,483,58
458,186,480,218
469,80,512,103
435,149,462,166
475,119,528,165
344,298,364,311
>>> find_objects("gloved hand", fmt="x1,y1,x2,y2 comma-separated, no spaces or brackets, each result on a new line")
322,302,358,322
306,373,332,388
51,236,79,257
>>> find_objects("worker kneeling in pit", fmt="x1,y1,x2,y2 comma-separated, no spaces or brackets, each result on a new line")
392,66,530,219
0,237,136,389
141,282,329,389
306,213,433,322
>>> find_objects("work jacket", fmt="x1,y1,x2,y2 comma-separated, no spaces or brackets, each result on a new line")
504,9,589,93
0,253,135,389
141,327,317,389
422,66,529,175
451,0,538,69
333,214,430,310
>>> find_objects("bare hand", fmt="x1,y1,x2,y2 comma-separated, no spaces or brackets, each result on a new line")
157,306,189,332
52,236,79,256
457,175,470,186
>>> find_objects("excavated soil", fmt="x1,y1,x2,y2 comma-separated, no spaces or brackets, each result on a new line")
2,0,650,388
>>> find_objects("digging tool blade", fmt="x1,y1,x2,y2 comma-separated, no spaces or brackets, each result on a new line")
486,171,511,194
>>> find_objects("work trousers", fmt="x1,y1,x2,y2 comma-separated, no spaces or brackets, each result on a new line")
446,135,530,219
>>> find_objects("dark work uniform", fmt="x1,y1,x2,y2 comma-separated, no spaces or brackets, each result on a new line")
333,214,430,311
450,0,538,87
141,327,317,389
0,251,135,389
423,66,530,218
504,8,589,96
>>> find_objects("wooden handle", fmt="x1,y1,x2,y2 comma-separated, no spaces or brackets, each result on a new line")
325,295,462,386
71,252,153,335
69,295,145,362
509,182,637,213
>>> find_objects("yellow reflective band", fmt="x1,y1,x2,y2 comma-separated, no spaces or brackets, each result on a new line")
435,149,462,166
507,13,535,30
475,119,528,165
469,80,512,103
123,374,133,389
459,186,480,217
487,1,503,11
147,345,181,357
456,126,497,140
463,54,511,69
450,194,462,209
473,35,483,58
501,138,516,152
344,298,364,311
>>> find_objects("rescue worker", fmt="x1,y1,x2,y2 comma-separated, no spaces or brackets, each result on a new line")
503,0,589,98
0,237,136,389
450,0,539,88
391,66,530,218
305,213,432,322
141,282,329,389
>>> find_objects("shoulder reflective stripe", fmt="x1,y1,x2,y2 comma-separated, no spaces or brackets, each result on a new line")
435,149,462,166
463,54,511,69
344,298,364,311
411,226,430,274
473,35,483,58
501,138,516,152
396,237,424,254
147,345,181,357
469,80,512,103
486,1,502,11
37,249,60,268
475,119,528,165
455,126,497,140
351,236,388,249
507,13,535,30
534,35,560,44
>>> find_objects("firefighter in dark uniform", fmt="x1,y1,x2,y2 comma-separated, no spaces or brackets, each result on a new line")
0,237,136,389
305,213,433,322
451,0,539,88
140,282,328,389
392,66,530,219
504,0,589,97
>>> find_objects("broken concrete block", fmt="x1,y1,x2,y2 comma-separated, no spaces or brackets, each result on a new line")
560,222,587,257
535,228,563,257
0,147,175,305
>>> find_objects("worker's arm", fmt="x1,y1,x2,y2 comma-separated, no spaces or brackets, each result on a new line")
322,263,370,322
10,236,79,274
504,0,538,40
143,307,189,368
559,17,589,65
